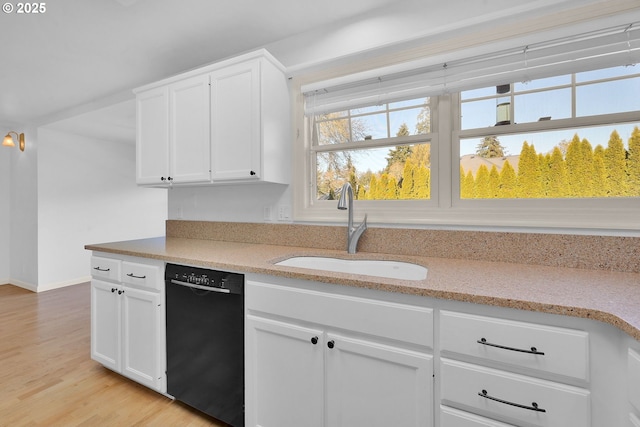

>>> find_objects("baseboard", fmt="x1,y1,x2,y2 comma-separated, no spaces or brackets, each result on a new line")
7,279,37,292
37,276,91,292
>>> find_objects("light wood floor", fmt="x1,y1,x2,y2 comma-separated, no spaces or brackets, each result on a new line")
0,283,227,427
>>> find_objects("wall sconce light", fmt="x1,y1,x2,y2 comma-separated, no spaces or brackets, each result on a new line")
3,131,25,151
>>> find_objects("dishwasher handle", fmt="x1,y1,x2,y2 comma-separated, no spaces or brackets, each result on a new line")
169,279,231,294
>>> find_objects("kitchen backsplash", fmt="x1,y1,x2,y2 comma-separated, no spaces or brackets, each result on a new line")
166,220,640,273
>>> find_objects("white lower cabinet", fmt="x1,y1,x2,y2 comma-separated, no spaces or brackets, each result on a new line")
90,254,166,393
440,405,516,427
440,358,590,426
325,332,433,427
245,277,434,427
247,316,324,427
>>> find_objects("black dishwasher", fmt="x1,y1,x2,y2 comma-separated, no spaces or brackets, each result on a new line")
165,263,244,427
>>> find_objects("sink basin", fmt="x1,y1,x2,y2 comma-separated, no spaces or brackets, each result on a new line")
275,256,427,281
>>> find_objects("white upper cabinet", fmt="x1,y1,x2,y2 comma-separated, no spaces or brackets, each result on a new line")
169,74,211,184
135,49,289,187
210,59,260,181
136,86,170,185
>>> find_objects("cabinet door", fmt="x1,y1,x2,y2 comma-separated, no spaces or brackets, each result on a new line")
121,286,162,390
136,86,170,185
91,280,121,371
325,333,434,427
169,74,211,183
246,315,324,427
210,59,261,181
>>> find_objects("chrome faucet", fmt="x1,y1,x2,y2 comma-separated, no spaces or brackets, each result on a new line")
337,182,367,254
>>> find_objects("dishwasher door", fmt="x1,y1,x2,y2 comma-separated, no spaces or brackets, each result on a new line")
165,265,244,427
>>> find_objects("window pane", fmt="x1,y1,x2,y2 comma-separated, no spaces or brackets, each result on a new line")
576,77,640,116
316,143,431,200
461,86,495,100
390,106,430,136
356,112,389,140
460,124,640,199
316,116,351,146
514,88,571,123
461,98,497,129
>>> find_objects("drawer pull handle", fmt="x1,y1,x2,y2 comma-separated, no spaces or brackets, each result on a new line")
93,267,110,272
479,389,546,413
126,273,147,279
477,338,545,355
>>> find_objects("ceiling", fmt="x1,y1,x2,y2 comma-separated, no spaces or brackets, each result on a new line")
1,0,617,144
2,0,401,133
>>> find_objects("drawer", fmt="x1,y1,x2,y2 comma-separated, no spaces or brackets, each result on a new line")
440,310,589,381
441,358,590,427
122,261,162,290
90,256,121,282
246,280,433,348
629,349,640,412
441,405,516,427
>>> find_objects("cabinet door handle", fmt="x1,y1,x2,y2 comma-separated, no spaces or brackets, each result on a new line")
111,288,117,293
311,336,318,345
479,389,546,413
161,177,166,181
250,170,256,176
477,337,544,355
93,266,110,272
327,340,335,349
118,290,124,295
126,273,147,279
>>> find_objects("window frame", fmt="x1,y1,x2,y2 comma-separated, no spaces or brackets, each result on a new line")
292,68,640,234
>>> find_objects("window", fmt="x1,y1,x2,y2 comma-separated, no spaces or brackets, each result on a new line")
312,97,432,201
459,67,640,200
294,22,640,231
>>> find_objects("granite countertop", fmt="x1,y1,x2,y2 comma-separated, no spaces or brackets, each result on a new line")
85,236,640,341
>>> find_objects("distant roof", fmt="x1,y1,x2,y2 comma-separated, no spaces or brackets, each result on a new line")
460,154,520,174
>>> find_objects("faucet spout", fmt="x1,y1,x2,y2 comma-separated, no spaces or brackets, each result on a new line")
337,183,367,254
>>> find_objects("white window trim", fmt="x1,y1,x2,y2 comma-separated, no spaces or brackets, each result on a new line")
291,28,640,235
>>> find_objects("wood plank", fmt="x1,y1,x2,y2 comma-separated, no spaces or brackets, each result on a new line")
0,283,227,426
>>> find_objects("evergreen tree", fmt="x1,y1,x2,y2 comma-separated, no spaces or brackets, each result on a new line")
579,138,595,197
627,126,640,196
414,166,430,199
356,184,367,200
546,147,568,198
368,175,379,200
462,170,475,199
516,142,543,198
604,130,628,197
565,134,583,197
476,136,506,158
381,174,398,199
499,160,517,198
399,161,415,199
592,145,607,197
488,166,501,198
474,164,491,198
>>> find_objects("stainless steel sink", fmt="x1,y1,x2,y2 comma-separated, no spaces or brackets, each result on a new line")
275,256,427,281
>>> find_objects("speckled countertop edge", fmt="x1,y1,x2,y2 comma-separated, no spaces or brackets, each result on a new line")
85,236,640,341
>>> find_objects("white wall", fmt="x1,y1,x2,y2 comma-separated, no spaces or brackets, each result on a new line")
37,128,167,291
0,132,10,284
9,125,39,289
